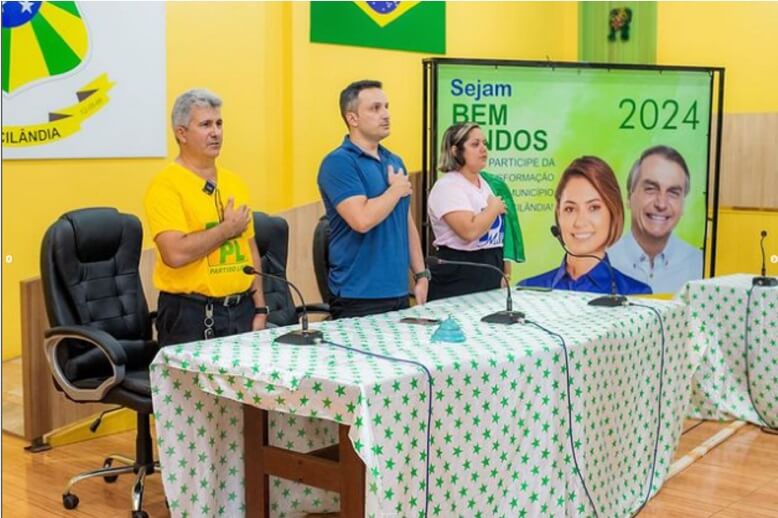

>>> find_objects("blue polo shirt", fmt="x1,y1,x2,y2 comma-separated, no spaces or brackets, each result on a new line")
317,136,410,299
518,254,652,295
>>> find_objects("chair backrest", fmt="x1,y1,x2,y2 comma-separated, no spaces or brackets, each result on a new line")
40,208,153,382
312,215,330,303
252,212,297,327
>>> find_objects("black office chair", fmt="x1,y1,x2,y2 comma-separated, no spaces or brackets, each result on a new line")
312,215,331,305
311,214,416,306
253,212,329,326
40,208,159,518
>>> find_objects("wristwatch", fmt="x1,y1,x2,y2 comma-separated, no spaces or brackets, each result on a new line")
254,306,270,315
414,269,432,281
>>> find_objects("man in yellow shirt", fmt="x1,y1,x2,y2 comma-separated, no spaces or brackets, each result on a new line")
145,89,267,346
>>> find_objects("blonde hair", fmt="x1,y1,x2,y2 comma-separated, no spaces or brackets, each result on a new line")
438,122,481,172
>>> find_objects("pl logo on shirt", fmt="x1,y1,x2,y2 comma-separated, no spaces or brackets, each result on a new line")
479,214,504,246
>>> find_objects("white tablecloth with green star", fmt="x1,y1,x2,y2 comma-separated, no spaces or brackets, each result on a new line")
681,274,778,427
151,288,697,518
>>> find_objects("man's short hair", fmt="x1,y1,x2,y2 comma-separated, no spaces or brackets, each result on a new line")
626,145,690,196
171,88,222,132
339,80,382,127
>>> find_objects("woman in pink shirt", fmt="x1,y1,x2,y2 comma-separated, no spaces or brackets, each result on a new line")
427,122,509,301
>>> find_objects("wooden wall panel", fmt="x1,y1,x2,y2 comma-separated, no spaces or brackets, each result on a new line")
719,113,778,209
276,202,327,304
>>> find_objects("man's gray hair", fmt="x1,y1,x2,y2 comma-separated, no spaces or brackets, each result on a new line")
171,88,222,129
626,144,690,196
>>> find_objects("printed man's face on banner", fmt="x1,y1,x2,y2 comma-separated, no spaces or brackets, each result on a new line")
629,155,687,241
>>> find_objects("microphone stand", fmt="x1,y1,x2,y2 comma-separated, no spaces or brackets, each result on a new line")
753,231,778,287
243,266,324,345
549,226,627,307
427,256,524,324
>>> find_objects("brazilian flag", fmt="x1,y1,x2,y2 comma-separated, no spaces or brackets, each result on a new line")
311,1,445,54
2,1,88,94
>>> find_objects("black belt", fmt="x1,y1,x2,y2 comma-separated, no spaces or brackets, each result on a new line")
163,290,254,308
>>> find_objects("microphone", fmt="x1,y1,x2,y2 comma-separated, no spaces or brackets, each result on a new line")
550,225,627,307
202,179,216,195
427,256,524,324
243,266,325,345
753,230,778,287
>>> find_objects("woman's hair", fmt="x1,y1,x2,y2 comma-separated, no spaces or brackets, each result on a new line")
438,122,481,172
555,156,624,248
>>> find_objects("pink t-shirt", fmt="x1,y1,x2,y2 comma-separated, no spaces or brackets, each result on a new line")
427,171,505,251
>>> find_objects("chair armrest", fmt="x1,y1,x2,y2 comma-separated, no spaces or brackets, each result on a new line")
44,326,127,402
296,303,331,314
44,326,128,365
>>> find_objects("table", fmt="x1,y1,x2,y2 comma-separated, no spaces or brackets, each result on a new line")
681,274,778,428
151,288,697,517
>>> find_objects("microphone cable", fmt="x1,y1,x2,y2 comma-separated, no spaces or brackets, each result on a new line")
625,302,667,517
743,287,778,432
525,301,667,518
322,339,434,518
523,319,600,518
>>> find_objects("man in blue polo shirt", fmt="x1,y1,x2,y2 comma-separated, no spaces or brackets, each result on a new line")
317,79,429,319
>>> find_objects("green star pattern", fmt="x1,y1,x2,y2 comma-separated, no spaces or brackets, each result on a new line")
681,274,778,426
151,288,696,517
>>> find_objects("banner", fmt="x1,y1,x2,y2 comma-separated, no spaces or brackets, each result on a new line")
430,61,714,294
2,1,166,159
311,1,445,54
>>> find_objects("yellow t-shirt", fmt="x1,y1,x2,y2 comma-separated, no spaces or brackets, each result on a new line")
144,162,255,296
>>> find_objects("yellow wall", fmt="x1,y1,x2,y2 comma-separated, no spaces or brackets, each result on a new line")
2,3,286,360
4,1,777,359
288,1,578,206
716,210,778,276
657,2,778,113
1,2,577,359
657,2,778,272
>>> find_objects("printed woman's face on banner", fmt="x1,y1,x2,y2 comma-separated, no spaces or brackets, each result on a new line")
557,176,612,257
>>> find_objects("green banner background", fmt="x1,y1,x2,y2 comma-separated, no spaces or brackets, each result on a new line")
434,63,712,282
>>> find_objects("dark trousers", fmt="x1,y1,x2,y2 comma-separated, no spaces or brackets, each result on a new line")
329,295,409,320
156,291,254,347
428,246,504,301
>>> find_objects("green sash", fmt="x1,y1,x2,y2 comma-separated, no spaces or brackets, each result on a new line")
481,171,526,262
